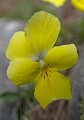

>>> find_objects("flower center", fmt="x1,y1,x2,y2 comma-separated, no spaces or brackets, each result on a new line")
39,60,45,68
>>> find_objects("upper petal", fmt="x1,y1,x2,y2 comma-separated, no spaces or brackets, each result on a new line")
34,69,71,108
6,31,36,60
71,0,84,12
42,0,66,7
44,44,78,70
7,58,41,85
24,11,60,55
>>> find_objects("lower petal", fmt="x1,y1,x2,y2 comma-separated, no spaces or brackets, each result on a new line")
34,69,71,108
7,58,41,85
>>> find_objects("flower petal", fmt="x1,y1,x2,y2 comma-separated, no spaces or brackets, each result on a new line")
44,44,78,70
42,0,66,7
34,70,71,108
24,11,60,55
71,0,84,12
6,31,36,60
7,58,41,85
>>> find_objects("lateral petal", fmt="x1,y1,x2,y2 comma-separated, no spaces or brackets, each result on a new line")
7,58,41,85
44,44,78,70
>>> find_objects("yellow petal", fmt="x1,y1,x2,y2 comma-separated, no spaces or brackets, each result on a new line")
7,58,41,85
6,31,36,60
44,44,78,70
34,69,71,108
71,0,84,12
24,11,60,56
42,0,66,7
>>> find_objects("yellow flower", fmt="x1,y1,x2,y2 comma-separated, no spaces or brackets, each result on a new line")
71,0,84,12
6,11,78,108
42,0,66,7
42,0,84,12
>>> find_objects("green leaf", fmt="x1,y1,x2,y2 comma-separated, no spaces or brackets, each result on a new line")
17,106,23,120
0,92,21,103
